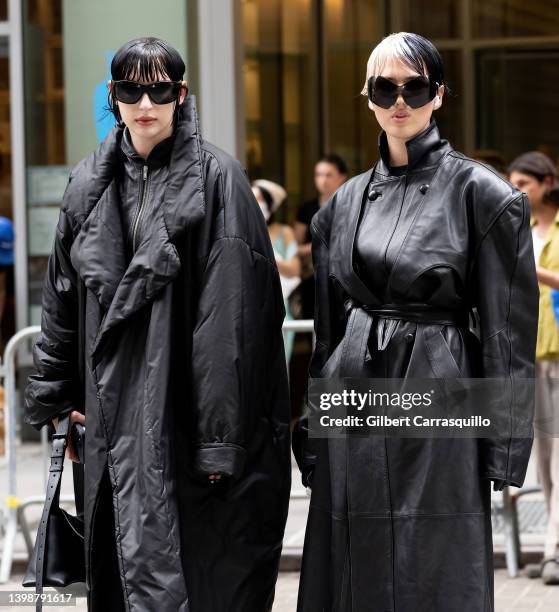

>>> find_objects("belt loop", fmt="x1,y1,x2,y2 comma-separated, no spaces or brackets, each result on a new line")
339,306,374,377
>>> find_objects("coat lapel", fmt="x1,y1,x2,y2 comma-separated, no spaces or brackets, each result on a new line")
329,169,386,306
68,95,206,360
330,118,454,306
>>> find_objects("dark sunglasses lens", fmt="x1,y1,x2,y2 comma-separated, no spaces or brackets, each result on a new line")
370,77,398,109
402,77,432,108
149,82,179,104
114,82,142,104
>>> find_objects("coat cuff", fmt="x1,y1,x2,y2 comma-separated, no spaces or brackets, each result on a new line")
481,473,522,489
23,405,73,432
480,437,532,489
194,443,246,479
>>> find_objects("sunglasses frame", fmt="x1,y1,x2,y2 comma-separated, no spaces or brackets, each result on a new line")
112,79,183,105
367,75,440,109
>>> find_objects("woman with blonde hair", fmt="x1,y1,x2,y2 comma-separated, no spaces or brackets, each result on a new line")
294,32,538,611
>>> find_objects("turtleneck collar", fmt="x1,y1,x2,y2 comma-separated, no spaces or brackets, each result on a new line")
119,125,176,169
377,117,451,175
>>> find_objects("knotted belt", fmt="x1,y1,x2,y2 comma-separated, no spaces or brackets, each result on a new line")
338,299,472,377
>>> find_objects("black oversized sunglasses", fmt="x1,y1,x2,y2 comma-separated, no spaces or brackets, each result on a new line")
367,75,439,109
112,80,182,105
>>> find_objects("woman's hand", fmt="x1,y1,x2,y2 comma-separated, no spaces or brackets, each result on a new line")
51,410,85,463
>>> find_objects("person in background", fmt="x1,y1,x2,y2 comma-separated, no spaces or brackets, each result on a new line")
294,154,348,320
509,151,559,585
252,179,301,363
0,217,15,356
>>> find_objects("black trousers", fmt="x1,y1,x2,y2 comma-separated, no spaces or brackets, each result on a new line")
87,465,127,611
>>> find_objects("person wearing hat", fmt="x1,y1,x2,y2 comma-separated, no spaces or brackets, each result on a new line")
509,150,559,585
252,179,300,362
0,216,14,355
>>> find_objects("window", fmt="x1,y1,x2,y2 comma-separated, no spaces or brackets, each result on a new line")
472,0,559,38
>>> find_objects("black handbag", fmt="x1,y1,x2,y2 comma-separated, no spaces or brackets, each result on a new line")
22,278,87,610
22,415,86,599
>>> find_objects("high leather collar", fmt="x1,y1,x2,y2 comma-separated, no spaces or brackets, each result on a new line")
377,117,451,175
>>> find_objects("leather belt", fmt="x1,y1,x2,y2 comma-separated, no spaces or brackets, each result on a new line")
338,298,471,377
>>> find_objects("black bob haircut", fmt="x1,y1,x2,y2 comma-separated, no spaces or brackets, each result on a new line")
106,37,186,128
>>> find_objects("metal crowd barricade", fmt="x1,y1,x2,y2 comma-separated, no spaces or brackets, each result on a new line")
0,321,534,581
282,319,315,501
0,326,75,584
281,319,538,576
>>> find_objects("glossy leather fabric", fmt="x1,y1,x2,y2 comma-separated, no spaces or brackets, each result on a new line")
294,118,539,611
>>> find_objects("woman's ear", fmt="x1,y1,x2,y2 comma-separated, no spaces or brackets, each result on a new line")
179,80,189,105
434,84,445,109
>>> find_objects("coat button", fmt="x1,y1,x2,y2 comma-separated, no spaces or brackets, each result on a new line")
368,185,382,201
419,184,430,194
404,332,415,343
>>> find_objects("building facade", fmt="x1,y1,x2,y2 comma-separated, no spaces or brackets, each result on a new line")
0,0,557,330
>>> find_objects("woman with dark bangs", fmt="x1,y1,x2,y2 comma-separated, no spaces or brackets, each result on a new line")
294,32,538,611
24,37,291,611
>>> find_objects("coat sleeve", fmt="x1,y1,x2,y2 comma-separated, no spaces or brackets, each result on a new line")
473,191,539,488
24,206,81,431
307,215,340,377
190,233,284,480
292,198,345,485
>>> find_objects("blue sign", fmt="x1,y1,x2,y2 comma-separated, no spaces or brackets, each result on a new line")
94,51,117,142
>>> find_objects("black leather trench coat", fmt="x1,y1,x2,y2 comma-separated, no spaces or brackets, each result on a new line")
24,96,291,611
294,119,539,611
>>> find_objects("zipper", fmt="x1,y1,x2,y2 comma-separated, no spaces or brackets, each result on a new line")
132,164,149,253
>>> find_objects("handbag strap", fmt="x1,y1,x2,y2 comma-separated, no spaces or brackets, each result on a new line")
34,415,70,612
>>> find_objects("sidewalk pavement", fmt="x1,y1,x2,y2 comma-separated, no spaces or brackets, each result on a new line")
0,441,558,610
0,569,557,611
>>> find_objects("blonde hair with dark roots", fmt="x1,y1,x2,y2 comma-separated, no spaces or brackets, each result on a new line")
361,32,446,98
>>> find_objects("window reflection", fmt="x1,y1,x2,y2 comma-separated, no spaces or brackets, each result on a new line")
324,0,384,172
476,49,559,161
399,0,462,39
243,0,318,211
23,0,65,321
472,0,559,38
24,0,65,165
